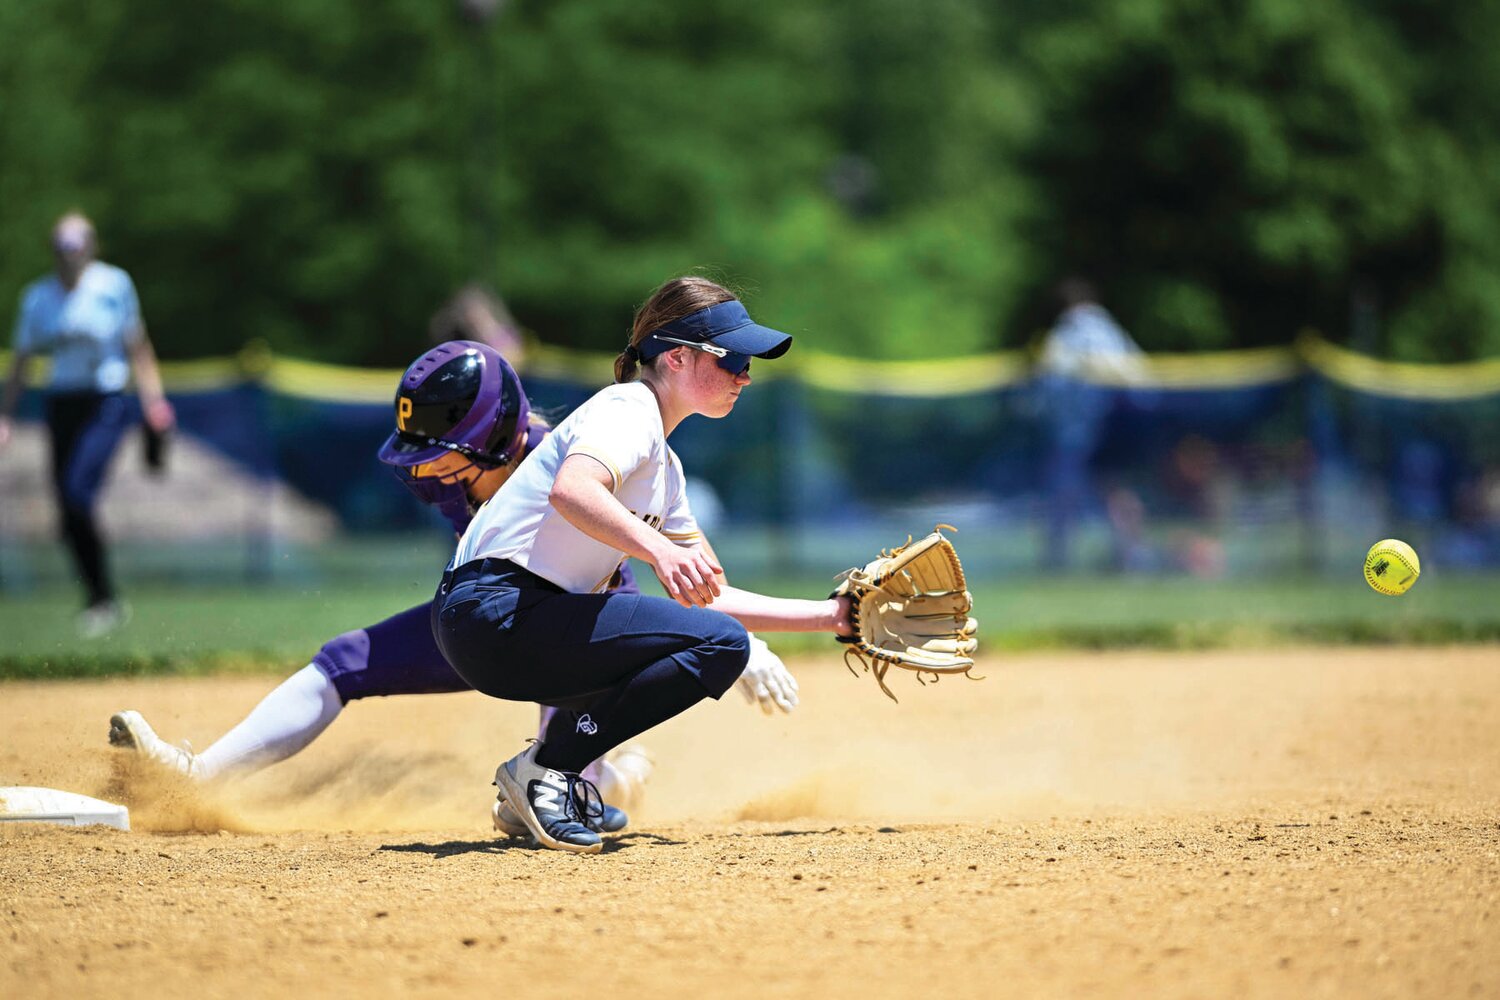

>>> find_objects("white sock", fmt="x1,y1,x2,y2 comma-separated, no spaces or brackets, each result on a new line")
194,664,344,780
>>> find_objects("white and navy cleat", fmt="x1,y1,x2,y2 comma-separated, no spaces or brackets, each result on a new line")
492,744,604,854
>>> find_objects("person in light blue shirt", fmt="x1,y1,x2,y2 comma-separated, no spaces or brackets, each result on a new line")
0,212,175,635
1036,277,1146,572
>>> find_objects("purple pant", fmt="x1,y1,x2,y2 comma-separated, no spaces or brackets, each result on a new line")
312,602,466,703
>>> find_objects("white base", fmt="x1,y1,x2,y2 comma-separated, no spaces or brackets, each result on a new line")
0,786,130,831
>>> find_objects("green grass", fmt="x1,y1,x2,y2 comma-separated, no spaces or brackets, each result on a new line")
3,573,1498,680
0,582,440,679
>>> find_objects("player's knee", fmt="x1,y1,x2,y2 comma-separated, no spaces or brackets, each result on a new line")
692,611,750,697
311,629,371,702
705,611,749,658
59,458,108,511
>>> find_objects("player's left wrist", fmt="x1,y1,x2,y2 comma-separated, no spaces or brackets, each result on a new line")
829,596,854,637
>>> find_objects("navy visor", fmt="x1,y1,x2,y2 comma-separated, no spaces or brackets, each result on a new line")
638,300,792,372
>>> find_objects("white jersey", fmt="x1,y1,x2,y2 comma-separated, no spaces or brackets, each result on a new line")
450,381,701,592
13,262,142,393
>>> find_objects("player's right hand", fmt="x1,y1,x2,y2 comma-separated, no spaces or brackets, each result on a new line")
144,397,176,433
0,417,12,451
651,544,722,608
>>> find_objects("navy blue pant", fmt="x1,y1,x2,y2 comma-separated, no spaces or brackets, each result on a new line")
432,558,749,773
46,391,133,606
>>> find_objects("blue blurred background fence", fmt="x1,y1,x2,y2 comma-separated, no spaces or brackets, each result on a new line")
4,336,1499,586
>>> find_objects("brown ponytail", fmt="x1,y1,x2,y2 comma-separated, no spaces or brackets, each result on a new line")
614,275,737,383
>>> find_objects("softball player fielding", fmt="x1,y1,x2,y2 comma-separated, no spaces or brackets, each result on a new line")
434,275,856,854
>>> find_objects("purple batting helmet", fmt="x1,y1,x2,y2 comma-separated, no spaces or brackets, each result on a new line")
377,340,531,469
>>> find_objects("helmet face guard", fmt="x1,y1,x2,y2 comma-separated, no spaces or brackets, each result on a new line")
392,463,475,508
377,340,531,472
390,462,478,532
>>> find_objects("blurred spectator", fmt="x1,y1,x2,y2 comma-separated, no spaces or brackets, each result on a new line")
1164,435,1232,523
1172,531,1228,579
1035,277,1146,571
428,284,527,370
1105,452,1230,578
1106,486,1160,573
1436,463,1500,568
1160,435,1231,578
0,212,175,635
1038,277,1146,384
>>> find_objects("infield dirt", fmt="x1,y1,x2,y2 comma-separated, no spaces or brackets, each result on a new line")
3,647,1498,999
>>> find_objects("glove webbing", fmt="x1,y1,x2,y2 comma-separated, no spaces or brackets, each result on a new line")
840,569,978,704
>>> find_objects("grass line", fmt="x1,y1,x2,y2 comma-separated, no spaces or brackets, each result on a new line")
4,618,1496,681
5,573,1499,680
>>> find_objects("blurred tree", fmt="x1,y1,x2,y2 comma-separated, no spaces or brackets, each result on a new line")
2,0,1498,363
1015,0,1500,359
2,0,479,364
0,1,114,308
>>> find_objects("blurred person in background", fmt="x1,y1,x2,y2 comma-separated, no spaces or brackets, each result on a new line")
1105,486,1160,574
1038,278,1146,383
429,284,528,371
1443,464,1500,567
1035,277,1146,571
0,212,175,636
1159,435,1230,578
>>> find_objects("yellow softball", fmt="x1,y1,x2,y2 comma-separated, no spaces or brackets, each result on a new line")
1364,539,1421,596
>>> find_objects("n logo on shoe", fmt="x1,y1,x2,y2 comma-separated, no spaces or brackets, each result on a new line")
575,714,598,735
532,777,566,813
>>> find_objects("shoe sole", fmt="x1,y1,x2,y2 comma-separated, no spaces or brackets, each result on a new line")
494,763,602,855
107,710,200,779
496,792,624,837
108,712,141,750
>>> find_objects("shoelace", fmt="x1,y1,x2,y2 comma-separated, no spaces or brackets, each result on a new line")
563,773,605,832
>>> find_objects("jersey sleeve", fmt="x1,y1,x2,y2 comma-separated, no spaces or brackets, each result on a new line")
563,390,657,492
13,286,38,353
116,271,143,345
660,447,701,547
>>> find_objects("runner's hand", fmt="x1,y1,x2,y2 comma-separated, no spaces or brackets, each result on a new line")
736,634,799,714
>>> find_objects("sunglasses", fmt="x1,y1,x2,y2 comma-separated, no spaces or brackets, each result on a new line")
651,334,752,376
